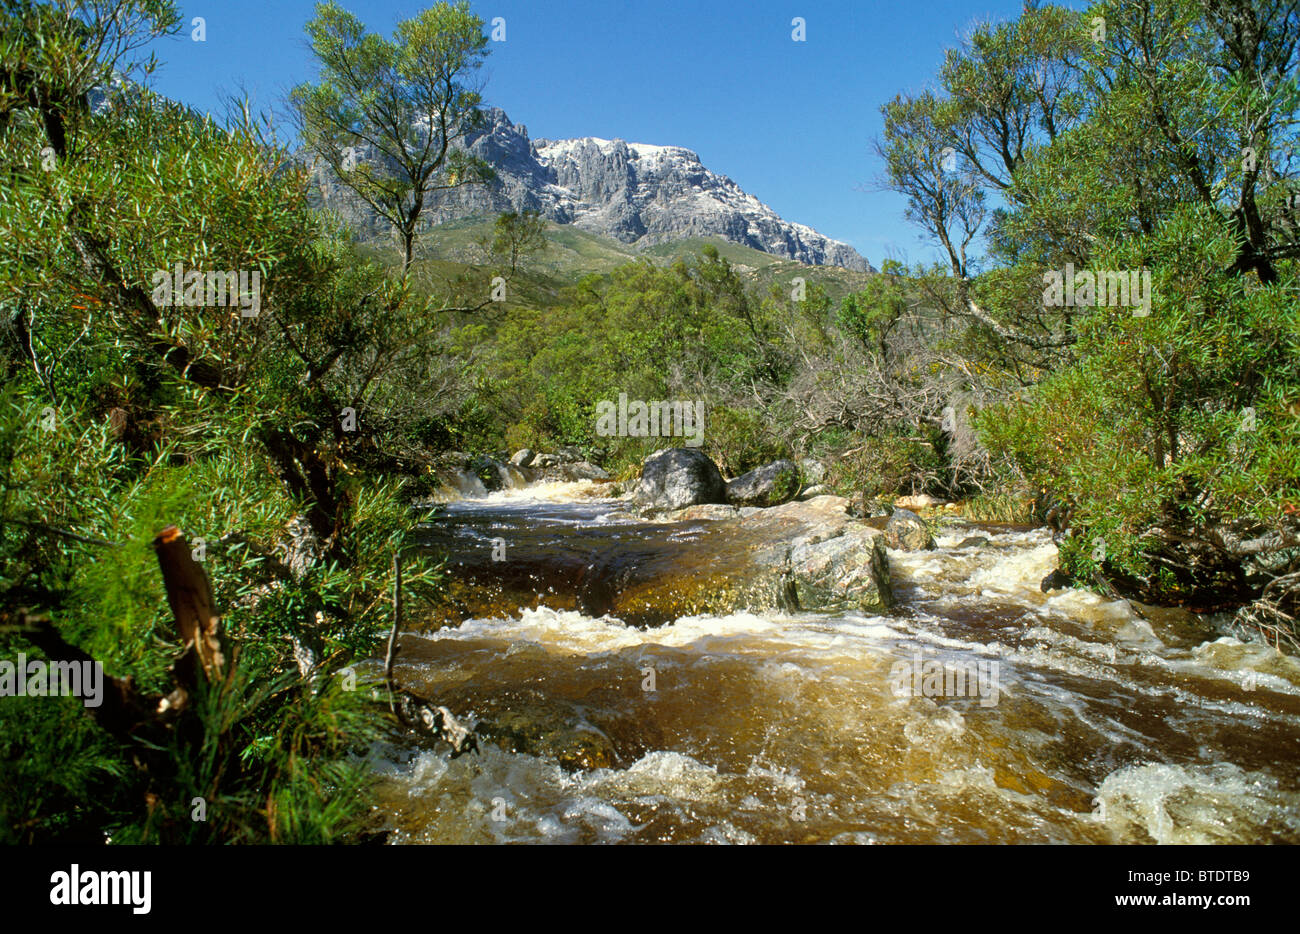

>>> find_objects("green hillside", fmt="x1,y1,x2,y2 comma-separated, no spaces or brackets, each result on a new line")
381,215,876,307
744,258,878,306
639,235,784,269
412,215,639,277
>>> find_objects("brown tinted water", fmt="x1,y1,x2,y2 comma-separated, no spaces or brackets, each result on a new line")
368,482,1300,844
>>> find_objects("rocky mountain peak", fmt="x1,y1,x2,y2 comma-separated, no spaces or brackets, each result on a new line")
310,105,872,271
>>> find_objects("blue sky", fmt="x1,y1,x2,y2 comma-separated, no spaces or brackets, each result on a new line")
142,0,1034,267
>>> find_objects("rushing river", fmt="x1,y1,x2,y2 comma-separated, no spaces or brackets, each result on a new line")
368,481,1300,844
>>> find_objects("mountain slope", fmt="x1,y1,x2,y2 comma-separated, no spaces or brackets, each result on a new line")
308,107,872,272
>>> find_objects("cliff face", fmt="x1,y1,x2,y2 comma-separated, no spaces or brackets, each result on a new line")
308,107,872,271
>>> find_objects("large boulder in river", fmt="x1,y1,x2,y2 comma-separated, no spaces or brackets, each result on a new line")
787,523,892,613
467,454,513,492
885,507,935,551
726,459,801,507
634,448,727,511
511,449,610,484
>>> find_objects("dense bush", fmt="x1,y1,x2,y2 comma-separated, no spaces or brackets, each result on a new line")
0,1,438,841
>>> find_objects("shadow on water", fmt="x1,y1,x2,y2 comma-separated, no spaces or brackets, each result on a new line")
414,499,740,626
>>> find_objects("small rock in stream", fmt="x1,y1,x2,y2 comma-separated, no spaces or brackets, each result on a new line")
885,507,935,551
1041,568,1074,592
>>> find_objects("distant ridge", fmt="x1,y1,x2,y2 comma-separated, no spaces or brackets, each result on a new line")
307,106,872,271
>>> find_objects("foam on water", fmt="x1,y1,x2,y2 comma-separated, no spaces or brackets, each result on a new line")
1093,762,1300,844
476,478,614,503
373,497,1300,844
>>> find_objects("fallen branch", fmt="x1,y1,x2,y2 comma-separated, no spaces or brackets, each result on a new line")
384,548,479,757
6,518,121,548
385,549,401,717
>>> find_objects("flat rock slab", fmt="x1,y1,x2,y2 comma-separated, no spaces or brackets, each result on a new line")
418,495,893,628
615,495,894,620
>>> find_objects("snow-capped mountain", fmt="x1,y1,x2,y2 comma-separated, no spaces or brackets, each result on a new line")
308,107,872,271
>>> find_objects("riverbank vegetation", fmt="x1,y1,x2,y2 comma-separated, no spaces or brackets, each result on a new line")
432,0,1300,644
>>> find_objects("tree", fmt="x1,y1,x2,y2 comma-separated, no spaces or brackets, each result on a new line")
290,1,494,274
914,0,1300,643
877,7,1101,375
0,0,453,841
839,262,907,360
478,209,548,276
0,0,178,156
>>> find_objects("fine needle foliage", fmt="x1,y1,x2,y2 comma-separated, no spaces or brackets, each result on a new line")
0,0,443,842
